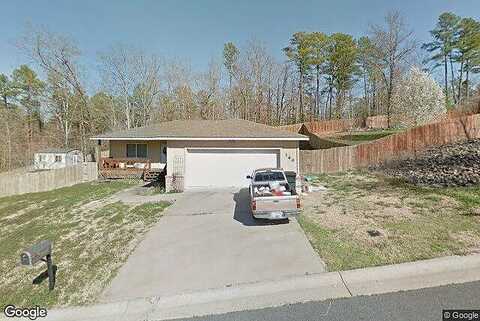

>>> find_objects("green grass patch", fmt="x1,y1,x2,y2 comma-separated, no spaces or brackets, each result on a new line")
338,131,397,141
298,215,384,270
0,181,170,308
324,129,400,146
299,171,480,271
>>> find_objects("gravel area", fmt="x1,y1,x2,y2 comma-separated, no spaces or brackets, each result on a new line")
375,139,480,187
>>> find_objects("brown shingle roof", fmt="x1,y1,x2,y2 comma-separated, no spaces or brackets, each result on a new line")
91,119,308,140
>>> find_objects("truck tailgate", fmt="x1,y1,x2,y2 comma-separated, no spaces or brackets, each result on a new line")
254,196,298,212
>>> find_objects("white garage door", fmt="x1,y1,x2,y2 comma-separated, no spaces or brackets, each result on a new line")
185,149,280,188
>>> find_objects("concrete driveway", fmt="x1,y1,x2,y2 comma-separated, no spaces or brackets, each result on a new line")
102,188,325,302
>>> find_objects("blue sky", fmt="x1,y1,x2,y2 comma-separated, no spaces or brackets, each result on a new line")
1,0,479,89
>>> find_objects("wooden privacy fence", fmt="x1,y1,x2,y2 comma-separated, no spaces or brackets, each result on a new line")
301,146,357,173
278,114,451,133
365,115,389,129
304,119,364,135
277,123,304,133
0,162,98,198
300,114,480,174
278,118,365,135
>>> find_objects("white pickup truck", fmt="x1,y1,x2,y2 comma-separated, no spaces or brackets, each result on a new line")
246,168,300,220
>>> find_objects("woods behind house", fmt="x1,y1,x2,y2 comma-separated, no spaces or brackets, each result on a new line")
0,11,479,171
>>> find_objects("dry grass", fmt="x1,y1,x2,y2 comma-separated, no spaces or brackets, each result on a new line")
0,181,170,308
299,171,480,271
324,129,400,146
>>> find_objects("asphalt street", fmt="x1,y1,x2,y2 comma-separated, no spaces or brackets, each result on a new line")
173,281,480,321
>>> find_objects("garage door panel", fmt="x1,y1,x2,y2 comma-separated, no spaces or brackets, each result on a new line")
185,149,279,188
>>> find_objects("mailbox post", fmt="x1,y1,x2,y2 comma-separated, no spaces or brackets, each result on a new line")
20,240,55,291
45,253,54,291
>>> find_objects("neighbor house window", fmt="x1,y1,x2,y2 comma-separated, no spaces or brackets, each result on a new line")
55,155,63,162
126,144,148,158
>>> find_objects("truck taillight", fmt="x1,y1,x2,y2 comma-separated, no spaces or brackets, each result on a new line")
252,200,256,211
296,198,301,209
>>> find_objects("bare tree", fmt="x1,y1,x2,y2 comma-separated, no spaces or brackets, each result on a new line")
17,27,90,155
131,54,162,126
99,44,143,129
231,39,279,123
46,72,76,146
274,63,291,124
197,59,223,120
159,60,197,120
369,11,416,127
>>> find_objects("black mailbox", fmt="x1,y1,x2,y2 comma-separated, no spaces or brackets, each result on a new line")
20,240,52,266
20,240,55,291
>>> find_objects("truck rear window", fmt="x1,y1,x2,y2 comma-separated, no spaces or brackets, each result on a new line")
254,172,284,182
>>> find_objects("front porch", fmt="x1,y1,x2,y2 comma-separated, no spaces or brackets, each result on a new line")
99,157,165,181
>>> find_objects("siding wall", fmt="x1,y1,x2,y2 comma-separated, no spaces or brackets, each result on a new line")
167,140,299,175
34,150,83,170
109,140,163,163
166,140,300,191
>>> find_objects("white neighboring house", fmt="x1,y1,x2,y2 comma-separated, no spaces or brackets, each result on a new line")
34,148,83,170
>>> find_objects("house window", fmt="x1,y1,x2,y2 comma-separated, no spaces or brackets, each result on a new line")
39,155,45,162
126,144,136,158
55,155,63,162
126,144,148,158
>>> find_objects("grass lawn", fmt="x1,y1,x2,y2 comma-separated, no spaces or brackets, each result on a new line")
0,181,170,308
299,171,480,271
324,129,400,146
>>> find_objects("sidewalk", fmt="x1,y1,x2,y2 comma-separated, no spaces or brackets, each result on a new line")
28,254,480,321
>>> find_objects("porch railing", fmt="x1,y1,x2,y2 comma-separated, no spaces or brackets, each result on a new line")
100,157,151,179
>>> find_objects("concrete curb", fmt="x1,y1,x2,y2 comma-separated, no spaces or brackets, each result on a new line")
36,254,480,321
340,254,480,296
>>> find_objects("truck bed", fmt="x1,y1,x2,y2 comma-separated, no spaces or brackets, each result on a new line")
248,169,300,220
251,186,299,219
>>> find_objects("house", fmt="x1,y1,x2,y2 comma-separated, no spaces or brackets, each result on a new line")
34,148,83,170
91,119,309,191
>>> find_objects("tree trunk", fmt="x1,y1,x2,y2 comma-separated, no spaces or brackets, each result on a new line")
449,56,457,104
444,55,448,103
465,64,470,99
326,87,330,120
328,85,333,119
336,90,344,118
125,94,131,129
315,65,320,118
26,87,33,164
457,59,464,103
299,70,304,122
64,120,69,147
3,112,11,170
386,65,394,128
372,80,377,115
363,72,368,115
64,98,70,147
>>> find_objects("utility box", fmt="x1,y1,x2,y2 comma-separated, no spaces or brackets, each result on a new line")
20,240,52,266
